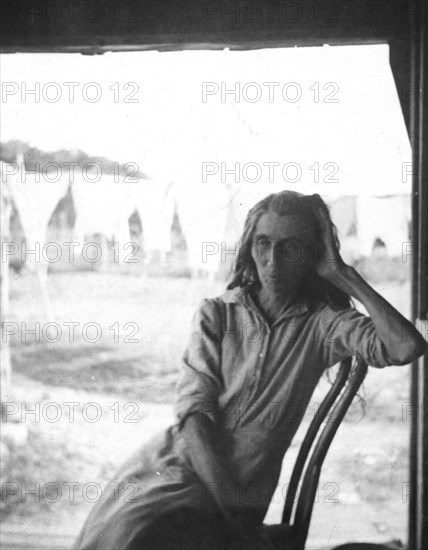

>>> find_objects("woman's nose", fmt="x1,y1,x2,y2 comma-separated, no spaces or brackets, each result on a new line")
268,244,282,264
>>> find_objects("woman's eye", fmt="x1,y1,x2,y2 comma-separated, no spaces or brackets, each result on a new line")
284,243,299,259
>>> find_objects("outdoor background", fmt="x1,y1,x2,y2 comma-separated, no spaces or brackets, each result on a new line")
0,45,416,548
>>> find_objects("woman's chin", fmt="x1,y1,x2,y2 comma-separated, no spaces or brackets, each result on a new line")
261,275,303,295
262,277,285,292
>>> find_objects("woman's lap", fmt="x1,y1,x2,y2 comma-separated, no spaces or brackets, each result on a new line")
129,508,234,550
75,508,234,550
73,427,268,549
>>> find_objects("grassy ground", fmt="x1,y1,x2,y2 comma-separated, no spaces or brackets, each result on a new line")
1,269,413,548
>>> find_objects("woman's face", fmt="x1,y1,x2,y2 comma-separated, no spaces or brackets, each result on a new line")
251,211,317,294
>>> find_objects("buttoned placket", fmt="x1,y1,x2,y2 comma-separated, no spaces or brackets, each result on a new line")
256,322,270,366
240,299,272,403
224,290,311,425
240,294,310,391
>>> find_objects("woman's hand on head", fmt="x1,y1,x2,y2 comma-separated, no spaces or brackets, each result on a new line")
310,194,348,282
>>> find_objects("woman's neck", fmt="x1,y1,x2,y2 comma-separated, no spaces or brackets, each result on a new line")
252,286,300,324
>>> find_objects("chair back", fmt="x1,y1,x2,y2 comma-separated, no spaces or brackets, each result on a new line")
282,356,368,549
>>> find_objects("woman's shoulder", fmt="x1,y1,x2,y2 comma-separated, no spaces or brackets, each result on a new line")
307,296,357,322
192,287,249,329
192,294,227,326
197,287,246,310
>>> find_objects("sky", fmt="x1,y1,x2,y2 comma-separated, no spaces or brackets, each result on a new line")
1,44,412,198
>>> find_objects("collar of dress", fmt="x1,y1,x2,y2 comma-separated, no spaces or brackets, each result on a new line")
220,285,312,321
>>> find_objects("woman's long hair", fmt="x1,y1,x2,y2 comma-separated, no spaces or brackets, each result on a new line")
227,190,352,310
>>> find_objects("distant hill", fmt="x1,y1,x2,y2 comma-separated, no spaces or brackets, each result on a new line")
0,140,147,178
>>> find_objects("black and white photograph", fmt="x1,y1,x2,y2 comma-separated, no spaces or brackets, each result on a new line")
0,2,427,550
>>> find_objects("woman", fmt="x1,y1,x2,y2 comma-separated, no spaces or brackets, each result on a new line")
73,191,426,550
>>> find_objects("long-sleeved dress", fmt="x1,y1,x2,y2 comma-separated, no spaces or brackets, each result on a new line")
73,285,392,550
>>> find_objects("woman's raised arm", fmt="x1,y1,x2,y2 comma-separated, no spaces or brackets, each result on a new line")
326,265,426,364
311,194,427,365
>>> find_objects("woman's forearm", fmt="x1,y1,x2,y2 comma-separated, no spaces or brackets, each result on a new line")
181,413,262,550
181,412,240,519
328,265,427,365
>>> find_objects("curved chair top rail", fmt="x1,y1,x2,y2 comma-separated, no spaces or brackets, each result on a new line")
282,356,353,524
281,357,369,549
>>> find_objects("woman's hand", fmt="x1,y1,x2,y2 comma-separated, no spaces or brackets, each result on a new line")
181,413,246,517
310,193,348,282
227,513,268,550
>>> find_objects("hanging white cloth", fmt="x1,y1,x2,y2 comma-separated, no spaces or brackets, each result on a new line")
71,175,136,246
356,195,410,257
2,161,69,318
6,167,69,251
132,180,175,259
175,182,231,277
72,176,175,264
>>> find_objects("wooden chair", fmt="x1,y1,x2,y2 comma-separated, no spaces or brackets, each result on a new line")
262,356,369,550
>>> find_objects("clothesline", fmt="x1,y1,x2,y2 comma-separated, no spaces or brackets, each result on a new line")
1,161,412,277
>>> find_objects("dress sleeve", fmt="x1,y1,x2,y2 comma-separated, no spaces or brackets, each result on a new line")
318,304,393,368
174,298,223,430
